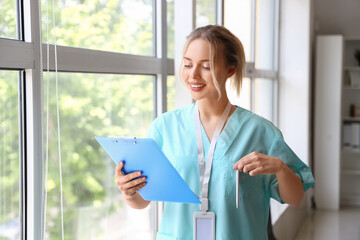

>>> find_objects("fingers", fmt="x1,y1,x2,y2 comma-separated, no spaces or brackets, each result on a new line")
233,152,263,171
115,161,125,176
114,161,147,197
233,152,282,176
119,177,147,195
242,162,259,174
121,179,147,197
248,167,263,176
233,152,267,175
115,161,142,182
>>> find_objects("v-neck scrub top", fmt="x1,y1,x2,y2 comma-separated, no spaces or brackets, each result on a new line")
147,104,315,240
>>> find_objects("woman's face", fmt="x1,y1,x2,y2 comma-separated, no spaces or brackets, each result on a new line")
182,38,232,101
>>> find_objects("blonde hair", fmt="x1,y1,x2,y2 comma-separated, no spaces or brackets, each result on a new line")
180,25,246,99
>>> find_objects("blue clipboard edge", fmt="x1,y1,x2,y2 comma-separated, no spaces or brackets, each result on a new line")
95,136,201,204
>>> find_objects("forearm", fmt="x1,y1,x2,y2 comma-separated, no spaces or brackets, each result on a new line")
123,192,151,209
276,162,304,207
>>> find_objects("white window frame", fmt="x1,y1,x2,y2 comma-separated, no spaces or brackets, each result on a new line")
0,0,280,238
1,0,173,239
175,0,279,124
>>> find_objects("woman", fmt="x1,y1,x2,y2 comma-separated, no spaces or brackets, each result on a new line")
115,25,315,240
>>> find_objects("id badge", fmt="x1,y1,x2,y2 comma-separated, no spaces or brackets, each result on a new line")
193,211,215,240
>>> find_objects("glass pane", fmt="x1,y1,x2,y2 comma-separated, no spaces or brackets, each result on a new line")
167,0,174,59
0,0,18,39
167,75,175,111
42,0,154,56
43,73,154,240
224,0,252,62
0,71,20,240
253,78,273,121
227,77,251,110
196,0,216,27
255,0,276,70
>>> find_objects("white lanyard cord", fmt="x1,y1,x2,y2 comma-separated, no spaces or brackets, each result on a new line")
194,102,232,212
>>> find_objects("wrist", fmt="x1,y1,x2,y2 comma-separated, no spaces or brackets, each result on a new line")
275,159,286,175
123,192,137,202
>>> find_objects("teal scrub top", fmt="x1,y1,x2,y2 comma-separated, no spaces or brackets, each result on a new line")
147,104,315,240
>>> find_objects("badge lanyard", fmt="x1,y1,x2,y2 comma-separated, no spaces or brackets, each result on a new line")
194,101,232,214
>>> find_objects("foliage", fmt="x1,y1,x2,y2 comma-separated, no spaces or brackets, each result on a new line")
0,0,182,238
41,72,154,239
0,72,20,240
44,0,154,55
0,0,17,38
196,0,216,28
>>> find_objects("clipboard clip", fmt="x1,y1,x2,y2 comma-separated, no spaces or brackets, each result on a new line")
133,137,137,144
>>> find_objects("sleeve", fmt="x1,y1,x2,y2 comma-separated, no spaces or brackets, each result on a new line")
146,118,164,149
267,133,315,203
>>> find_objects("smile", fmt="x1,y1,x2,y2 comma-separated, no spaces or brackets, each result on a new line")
190,84,205,88
189,83,206,92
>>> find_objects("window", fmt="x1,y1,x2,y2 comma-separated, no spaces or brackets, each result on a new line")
42,0,155,55
224,0,278,122
224,0,252,61
0,71,21,240
167,75,175,111
226,78,251,110
1,0,171,238
196,0,216,27
255,0,277,71
43,72,154,239
253,78,274,121
167,0,174,58
0,0,18,39
0,0,279,239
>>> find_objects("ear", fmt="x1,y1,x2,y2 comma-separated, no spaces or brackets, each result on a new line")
227,66,236,78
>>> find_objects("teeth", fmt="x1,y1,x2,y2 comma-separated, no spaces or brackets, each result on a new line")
191,84,205,88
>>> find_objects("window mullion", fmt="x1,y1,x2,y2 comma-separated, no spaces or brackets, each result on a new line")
250,0,256,62
23,0,44,239
216,0,224,26
155,0,168,117
18,71,26,240
272,0,280,126
174,0,195,108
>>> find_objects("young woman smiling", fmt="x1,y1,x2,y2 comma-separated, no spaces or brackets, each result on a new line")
114,25,314,240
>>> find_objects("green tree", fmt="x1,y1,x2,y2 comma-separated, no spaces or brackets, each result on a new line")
41,0,155,238
0,0,17,38
0,0,178,238
0,71,20,240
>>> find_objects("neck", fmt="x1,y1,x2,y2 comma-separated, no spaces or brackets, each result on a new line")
197,95,231,120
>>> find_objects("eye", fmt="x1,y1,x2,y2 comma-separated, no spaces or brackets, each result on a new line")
184,64,192,68
202,66,211,70
202,64,211,70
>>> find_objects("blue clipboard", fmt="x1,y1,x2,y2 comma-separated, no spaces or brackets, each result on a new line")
95,136,201,204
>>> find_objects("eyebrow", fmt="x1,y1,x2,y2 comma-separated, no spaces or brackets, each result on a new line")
183,57,210,62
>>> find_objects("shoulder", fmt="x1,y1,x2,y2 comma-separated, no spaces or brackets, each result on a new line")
233,106,282,137
149,104,195,131
147,104,195,147
161,104,194,121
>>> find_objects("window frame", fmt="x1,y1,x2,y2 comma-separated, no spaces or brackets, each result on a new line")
0,0,280,238
1,0,173,239
175,0,279,124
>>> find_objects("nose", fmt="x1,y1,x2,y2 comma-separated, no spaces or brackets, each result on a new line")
190,66,200,79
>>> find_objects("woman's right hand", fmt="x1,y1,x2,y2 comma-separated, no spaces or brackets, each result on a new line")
114,161,147,201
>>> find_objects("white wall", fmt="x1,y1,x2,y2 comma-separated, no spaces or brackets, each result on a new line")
273,0,313,239
314,36,343,210
314,0,360,37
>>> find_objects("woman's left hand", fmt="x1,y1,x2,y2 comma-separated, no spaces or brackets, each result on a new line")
233,151,285,176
